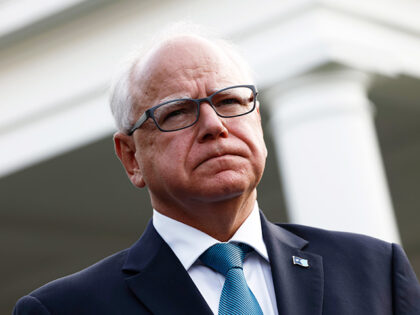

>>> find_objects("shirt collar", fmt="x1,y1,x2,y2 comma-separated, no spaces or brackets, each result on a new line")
152,201,269,271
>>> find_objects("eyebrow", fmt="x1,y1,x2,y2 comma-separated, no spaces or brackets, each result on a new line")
208,86,229,95
157,94,191,104
153,85,237,105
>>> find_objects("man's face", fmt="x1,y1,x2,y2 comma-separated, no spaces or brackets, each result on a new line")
118,36,267,213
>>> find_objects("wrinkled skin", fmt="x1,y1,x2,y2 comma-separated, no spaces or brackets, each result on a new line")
114,36,267,241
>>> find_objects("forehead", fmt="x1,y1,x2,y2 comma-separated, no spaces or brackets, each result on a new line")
131,36,250,112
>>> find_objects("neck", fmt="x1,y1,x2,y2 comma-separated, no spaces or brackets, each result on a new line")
152,190,257,242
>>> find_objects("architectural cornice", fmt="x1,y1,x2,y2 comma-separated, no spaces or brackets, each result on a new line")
1,0,419,177
238,3,420,87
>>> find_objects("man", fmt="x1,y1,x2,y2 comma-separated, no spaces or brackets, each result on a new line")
14,27,420,314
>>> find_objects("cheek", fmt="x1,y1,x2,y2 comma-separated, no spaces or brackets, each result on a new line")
155,138,191,175
256,127,268,158
135,134,163,179
238,118,267,154
240,121,268,175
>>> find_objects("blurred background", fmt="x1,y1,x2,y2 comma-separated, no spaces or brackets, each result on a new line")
1,0,420,312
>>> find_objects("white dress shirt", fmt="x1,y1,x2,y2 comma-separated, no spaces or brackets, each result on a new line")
153,202,278,315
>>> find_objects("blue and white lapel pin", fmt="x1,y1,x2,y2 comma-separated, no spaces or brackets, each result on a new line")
292,256,309,268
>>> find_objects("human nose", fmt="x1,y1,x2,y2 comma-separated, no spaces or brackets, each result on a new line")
196,102,228,142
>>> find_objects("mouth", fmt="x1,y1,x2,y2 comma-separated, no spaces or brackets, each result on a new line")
194,150,245,170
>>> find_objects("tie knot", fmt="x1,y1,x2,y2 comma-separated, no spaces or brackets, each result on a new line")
200,243,253,276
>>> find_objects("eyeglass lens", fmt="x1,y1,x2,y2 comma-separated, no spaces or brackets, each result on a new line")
153,86,255,131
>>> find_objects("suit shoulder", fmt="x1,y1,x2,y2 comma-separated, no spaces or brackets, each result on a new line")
14,295,50,315
275,224,398,290
277,223,393,254
28,249,129,302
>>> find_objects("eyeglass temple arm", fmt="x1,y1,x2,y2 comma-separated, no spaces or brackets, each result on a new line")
128,111,149,135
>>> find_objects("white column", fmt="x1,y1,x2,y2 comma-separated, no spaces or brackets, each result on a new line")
266,69,400,243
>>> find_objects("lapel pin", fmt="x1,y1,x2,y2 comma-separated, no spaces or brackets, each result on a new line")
292,256,309,268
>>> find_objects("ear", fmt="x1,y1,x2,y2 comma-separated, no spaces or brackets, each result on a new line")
113,132,146,188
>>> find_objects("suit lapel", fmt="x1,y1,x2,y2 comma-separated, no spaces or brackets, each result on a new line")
261,213,324,315
122,221,213,315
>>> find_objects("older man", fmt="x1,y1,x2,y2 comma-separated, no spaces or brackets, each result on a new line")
14,28,420,315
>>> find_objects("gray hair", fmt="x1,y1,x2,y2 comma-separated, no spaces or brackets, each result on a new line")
109,22,255,134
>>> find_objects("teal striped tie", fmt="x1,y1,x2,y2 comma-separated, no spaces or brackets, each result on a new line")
200,243,264,315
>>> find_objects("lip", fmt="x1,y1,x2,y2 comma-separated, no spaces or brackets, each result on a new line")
193,148,245,170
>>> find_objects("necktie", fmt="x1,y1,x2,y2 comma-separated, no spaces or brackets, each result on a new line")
200,242,264,315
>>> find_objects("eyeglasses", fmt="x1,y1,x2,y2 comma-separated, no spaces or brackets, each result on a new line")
128,85,257,134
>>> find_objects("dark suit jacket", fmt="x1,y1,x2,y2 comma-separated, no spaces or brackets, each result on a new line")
14,212,420,314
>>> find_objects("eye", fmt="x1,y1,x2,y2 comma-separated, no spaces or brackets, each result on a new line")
214,94,244,108
163,108,187,121
154,100,196,127
218,97,241,106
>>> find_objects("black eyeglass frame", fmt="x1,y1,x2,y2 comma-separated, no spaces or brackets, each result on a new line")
128,84,258,135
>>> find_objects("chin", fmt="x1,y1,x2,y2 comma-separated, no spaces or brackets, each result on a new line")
191,190,244,204
189,172,255,203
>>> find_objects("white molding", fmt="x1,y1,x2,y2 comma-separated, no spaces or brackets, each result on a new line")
2,0,419,43
240,7,420,87
320,0,420,34
0,92,115,178
0,0,89,38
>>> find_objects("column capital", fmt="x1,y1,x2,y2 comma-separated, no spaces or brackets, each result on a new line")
264,67,374,134
264,66,372,105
